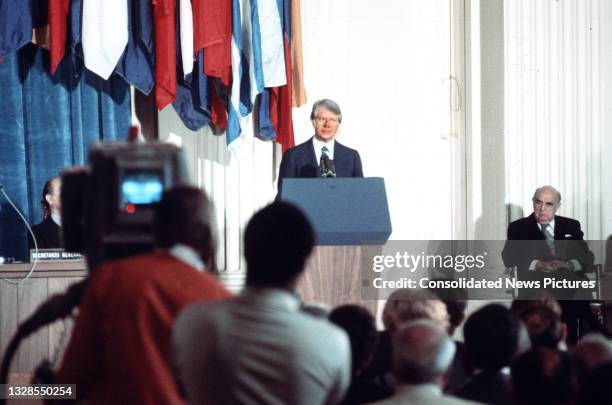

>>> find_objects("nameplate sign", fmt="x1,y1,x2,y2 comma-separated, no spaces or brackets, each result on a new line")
30,249,83,262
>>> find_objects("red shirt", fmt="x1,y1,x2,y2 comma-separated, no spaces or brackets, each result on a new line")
54,253,231,405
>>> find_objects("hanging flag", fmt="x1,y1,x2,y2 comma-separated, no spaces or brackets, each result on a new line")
256,0,286,87
253,0,287,142
82,0,128,80
0,0,33,56
153,0,177,109
68,0,84,72
178,0,193,77
227,0,259,149
269,0,294,152
257,89,276,139
192,0,231,86
290,0,306,107
49,0,69,73
270,34,295,152
114,0,155,95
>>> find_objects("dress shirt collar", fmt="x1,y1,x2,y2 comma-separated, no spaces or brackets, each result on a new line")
538,218,556,233
239,287,302,312
168,244,205,272
51,212,61,226
394,383,443,398
312,136,335,163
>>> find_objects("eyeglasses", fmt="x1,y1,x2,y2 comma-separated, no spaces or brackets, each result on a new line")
314,117,339,124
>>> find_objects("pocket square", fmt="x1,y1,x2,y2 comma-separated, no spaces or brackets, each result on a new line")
564,234,573,237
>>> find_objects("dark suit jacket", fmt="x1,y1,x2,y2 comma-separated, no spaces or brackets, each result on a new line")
27,216,61,250
454,369,513,405
501,213,594,278
277,137,363,196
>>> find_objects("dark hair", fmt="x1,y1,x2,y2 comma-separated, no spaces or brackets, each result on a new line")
521,305,564,348
244,202,314,288
463,304,519,369
41,177,59,218
329,305,378,373
577,363,612,405
154,185,216,273
511,348,577,405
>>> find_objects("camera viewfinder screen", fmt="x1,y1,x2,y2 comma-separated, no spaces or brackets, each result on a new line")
120,170,164,207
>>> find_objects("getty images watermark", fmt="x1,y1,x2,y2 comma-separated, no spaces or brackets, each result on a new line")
360,241,604,300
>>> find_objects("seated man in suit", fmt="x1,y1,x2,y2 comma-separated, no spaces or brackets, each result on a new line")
277,99,363,196
28,176,62,250
502,185,606,343
502,185,593,278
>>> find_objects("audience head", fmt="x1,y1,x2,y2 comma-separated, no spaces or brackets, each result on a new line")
511,290,562,320
463,304,520,370
392,319,456,386
382,288,449,333
521,304,566,349
511,347,577,405
329,305,378,373
532,185,561,224
576,363,612,405
42,176,61,218
571,334,612,387
154,185,216,272
428,281,467,336
245,202,314,289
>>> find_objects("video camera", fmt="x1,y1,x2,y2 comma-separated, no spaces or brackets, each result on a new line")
61,141,189,271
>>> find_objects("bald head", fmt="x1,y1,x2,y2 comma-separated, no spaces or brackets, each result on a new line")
382,288,449,332
392,319,455,385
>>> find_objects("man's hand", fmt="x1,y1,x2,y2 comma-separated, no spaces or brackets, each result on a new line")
550,259,573,271
535,260,555,272
535,260,572,273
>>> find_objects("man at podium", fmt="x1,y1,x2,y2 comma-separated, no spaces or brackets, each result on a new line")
277,99,363,196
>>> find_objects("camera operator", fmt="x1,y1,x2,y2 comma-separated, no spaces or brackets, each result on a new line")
47,185,231,405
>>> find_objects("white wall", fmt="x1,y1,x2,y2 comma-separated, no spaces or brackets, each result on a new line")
159,0,464,284
503,0,612,241
295,0,461,240
158,0,612,287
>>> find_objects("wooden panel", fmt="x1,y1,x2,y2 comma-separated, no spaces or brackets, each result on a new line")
299,246,377,316
47,278,81,364
0,279,19,368
0,261,86,278
16,278,49,372
0,264,86,374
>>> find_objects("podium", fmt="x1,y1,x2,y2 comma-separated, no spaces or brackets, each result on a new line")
280,178,391,313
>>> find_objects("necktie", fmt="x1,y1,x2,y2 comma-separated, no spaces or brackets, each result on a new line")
321,146,329,158
542,223,556,255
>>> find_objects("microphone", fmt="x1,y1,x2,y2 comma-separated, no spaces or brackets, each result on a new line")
319,154,336,178
325,158,336,178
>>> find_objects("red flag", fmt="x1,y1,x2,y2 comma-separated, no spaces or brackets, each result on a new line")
270,36,295,153
153,0,177,109
49,0,69,74
192,0,232,86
